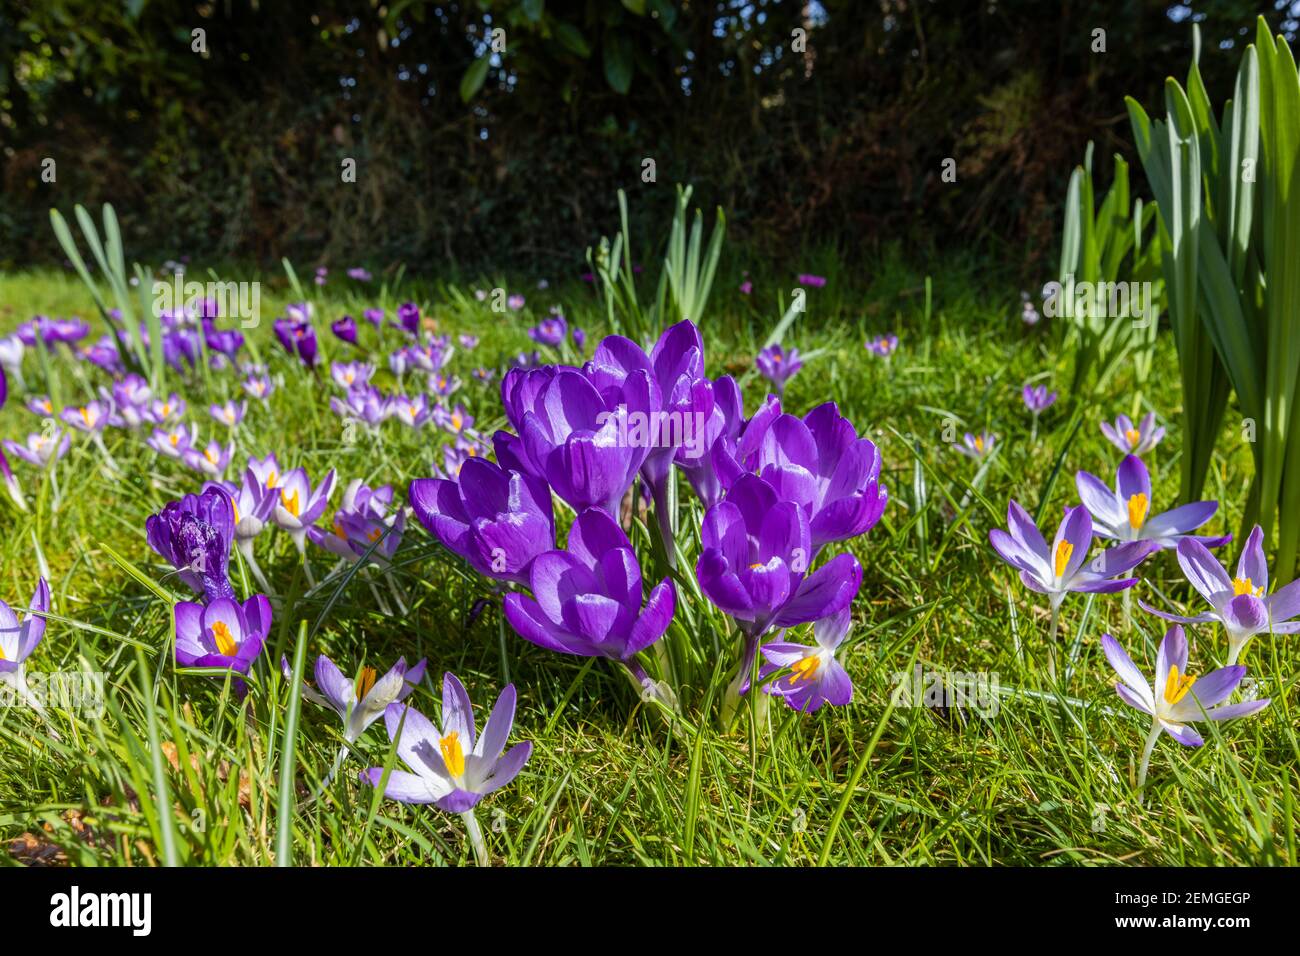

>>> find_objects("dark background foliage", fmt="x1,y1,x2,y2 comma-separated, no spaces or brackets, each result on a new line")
0,0,1290,274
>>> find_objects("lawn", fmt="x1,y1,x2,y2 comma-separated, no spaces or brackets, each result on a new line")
0,249,1295,868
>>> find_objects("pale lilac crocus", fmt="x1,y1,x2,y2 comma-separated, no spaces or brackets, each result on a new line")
243,375,275,401
182,439,234,478
362,673,532,866
147,424,197,460
1022,383,1057,442
3,430,70,469
1141,526,1300,664
210,400,247,429
1103,625,1269,792
59,399,110,435
284,653,426,752
146,394,186,425
864,334,898,358
0,578,51,715
955,431,996,460
797,273,826,288
0,335,25,391
331,361,374,390
459,334,479,350
759,607,854,713
433,403,473,435
392,395,432,429
1101,412,1165,456
755,344,802,397
26,395,55,418
272,467,337,579
989,500,1155,676
1076,455,1228,550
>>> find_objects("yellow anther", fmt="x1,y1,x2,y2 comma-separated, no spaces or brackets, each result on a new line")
1232,577,1262,597
1054,541,1073,578
212,620,238,656
355,666,377,701
281,488,300,517
1163,664,1196,706
1127,493,1149,531
440,731,465,779
1125,427,1141,449
788,656,820,684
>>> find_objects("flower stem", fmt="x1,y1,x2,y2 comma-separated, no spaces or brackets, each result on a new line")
461,809,489,867
1046,601,1060,683
1136,718,1162,801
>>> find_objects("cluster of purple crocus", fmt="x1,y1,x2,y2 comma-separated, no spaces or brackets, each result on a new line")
145,486,273,694
410,318,887,715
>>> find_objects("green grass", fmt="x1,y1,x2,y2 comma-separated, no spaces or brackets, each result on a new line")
0,253,1296,867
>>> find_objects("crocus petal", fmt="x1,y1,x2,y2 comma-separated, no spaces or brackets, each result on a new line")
1235,525,1268,595
475,684,517,764
1176,538,1232,606
1204,698,1271,721
772,553,862,628
1160,720,1204,747
441,672,477,749
1101,634,1154,710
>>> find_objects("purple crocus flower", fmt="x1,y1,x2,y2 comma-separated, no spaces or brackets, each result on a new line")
210,400,247,429
204,327,245,360
504,508,676,698
440,436,487,478
38,317,90,345
146,393,186,425
1022,384,1057,414
1103,625,1269,791
433,403,473,435
507,294,525,311
572,327,587,352
0,578,51,712
59,400,111,434
207,471,276,591
864,334,898,358
362,672,532,820
310,483,406,566
348,267,372,282
760,607,854,713
724,401,888,555
1101,412,1165,456
1076,455,1228,550
284,653,426,744
409,457,554,586
796,274,826,288
271,467,337,569
395,302,421,336
147,424,197,459
497,363,654,515
182,439,234,478
330,384,391,428
273,316,319,368
331,315,358,345
1140,526,1300,664
243,374,275,401
696,471,864,693
472,367,496,383
26,395,55,418
755,344,802,396
528,314,567,348
145,487,236,602
391,394,432,429
82,337,123,374
3,430,70,469
458,334,479,350
989,501,1154,610
314,267,328,286
955,431,995,459
331,361,374,389
174,594,272,688
363,308,384,326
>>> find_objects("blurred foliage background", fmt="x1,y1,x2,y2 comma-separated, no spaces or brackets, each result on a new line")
0,0,1293,273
